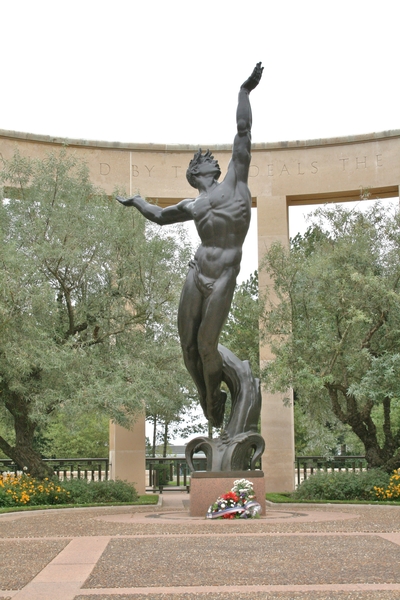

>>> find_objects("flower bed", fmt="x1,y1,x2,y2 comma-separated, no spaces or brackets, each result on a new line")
374,469,400,500
0,473,139,507
0,473,70,506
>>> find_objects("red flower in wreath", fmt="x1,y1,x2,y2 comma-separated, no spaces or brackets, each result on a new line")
222,491,239,502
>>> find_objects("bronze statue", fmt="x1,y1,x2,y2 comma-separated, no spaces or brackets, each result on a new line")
117,63,264,471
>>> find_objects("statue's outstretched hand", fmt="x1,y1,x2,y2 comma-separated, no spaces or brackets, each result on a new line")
241,62,263,93
116,194,140,207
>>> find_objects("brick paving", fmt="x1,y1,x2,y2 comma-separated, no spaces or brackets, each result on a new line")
0,493,399,599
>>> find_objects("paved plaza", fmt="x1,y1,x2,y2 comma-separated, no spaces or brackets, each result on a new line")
0,492,400,599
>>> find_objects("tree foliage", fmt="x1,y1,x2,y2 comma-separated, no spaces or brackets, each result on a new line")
261,202,400,471
146,386,199,457
220,271,260,377
0,149,192,476
37,411,110,459
293,402,363,456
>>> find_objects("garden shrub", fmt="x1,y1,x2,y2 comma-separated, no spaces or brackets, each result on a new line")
292,469,391,501
62,478,138,504
0,473,138,507
152,463,172,485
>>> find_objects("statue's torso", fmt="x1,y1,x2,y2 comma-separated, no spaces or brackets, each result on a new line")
186,180,251,280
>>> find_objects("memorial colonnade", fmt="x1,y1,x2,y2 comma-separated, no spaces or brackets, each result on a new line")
1,128,399,492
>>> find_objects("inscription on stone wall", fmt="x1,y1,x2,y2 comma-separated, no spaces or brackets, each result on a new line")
268,161,319,177
100,163,110,175
339,155,383,170
145,165,155,176
128,163,261,179
249,165,259,177
99,153,385,181
131,165,156,177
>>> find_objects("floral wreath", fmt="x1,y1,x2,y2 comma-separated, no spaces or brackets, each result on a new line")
206,478,262,519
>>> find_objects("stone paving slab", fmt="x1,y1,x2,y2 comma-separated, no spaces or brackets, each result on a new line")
1,503,400,537
83,535,400,589
0,494,399,599
0,539,69,590
74,594,400,600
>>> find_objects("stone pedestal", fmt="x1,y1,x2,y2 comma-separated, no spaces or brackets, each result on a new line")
189,470,266,517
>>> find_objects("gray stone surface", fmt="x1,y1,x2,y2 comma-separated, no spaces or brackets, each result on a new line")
0,495,399,599
0,538,69,589
82,535,400,589
75,595,400,600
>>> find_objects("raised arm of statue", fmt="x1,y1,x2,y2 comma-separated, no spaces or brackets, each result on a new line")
229,62,263,183
116,195,194,225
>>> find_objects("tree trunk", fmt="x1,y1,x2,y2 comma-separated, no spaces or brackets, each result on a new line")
162,421,168,458
4,395,54,479
11,443,54,479
349,413,385,469
327,385,399,472
152,415,157,457
380,451,400,473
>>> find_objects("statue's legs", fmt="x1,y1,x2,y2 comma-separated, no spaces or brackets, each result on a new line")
178,265,237,428
178,271,208,418
197,268,237,427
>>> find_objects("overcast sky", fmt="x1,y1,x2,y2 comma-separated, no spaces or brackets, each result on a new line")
2,0,399,281
3,1,399,143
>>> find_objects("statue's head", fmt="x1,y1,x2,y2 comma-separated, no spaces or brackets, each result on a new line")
186,149,221,189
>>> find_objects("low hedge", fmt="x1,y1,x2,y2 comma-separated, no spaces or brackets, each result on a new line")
292,469,391,501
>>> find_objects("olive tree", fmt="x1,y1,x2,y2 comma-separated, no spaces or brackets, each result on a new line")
261,203,400,471
0,150,191,477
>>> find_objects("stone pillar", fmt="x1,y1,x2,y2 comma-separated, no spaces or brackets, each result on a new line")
109,415,146,495
261,391,295,492
258,194,295,492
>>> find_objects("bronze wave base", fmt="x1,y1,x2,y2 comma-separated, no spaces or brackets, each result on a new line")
186,432,265,472
186,343,265,472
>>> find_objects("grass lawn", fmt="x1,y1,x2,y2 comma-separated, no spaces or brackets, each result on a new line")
265,492,400,505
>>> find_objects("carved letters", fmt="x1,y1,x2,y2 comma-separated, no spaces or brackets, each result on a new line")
129,164,260,179
100,163,110,175
126,154,383,181
340,155,383,171
267,161,318,177
131,165,159,177
249,165,259,177
356,157,367,169
145,165,155,176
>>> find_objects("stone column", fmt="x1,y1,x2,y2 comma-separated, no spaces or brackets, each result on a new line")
109,415,146,495
257,194,295,492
